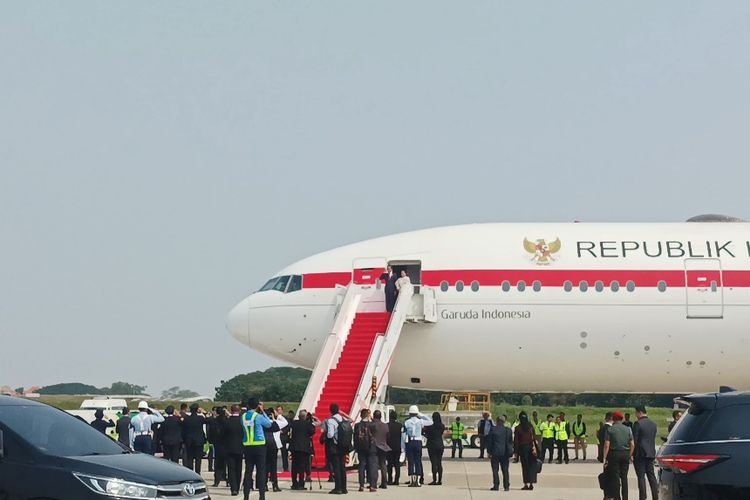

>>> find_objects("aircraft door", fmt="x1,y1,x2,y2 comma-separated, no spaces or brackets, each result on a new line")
352,257,388,286
684,258,723,318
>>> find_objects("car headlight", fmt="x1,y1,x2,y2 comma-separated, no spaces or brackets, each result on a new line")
73,473,157,499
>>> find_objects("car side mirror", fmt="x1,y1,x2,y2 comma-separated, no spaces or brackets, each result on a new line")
0,429,5,460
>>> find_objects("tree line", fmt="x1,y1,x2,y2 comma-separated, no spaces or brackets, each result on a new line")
214,367,680,407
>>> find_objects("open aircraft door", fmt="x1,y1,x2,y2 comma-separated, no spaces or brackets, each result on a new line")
352,257,388,286
684,258,723,318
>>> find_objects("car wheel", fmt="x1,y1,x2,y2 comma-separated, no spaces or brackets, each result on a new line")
470,435,480,448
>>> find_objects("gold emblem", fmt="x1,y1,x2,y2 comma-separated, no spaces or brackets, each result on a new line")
523,237,561,265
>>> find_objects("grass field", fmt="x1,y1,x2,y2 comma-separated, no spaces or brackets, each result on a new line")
35,396,677,445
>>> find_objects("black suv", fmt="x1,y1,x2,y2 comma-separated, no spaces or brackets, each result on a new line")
0,396,209,500
658,390,750,500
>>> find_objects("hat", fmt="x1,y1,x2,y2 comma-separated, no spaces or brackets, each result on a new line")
138,401,149,410
408,405,419,414
612,411,624,421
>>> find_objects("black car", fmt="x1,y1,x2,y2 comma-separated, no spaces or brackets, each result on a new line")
658,390,750,500
0,395,209,500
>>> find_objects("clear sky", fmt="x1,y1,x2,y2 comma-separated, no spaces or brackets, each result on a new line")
1,2,749,397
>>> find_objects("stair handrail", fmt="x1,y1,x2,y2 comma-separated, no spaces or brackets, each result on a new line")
350,284,414,419
297,284,363,414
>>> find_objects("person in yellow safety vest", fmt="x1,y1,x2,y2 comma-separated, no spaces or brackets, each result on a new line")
538,414,557,464
572,414,587,461
241,397,275,500
555,414,570,464
531,411,541,437
450,417,465,459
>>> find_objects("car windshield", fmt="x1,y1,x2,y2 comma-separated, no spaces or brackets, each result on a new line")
0,405,126,457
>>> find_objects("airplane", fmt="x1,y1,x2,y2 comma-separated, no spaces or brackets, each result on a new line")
226,215,750,401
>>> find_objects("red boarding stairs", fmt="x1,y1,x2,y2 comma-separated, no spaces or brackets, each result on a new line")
310,311,391,468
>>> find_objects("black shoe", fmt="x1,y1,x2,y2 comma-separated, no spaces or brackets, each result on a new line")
273,485,282,492
213,482,220,487
529,484,534,490
504,487,510,491
490,486,499,491
328,489,342,495
379,484,387,489
230,491,239,496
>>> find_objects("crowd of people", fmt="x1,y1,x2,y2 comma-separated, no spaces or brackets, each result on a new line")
87,398,682,500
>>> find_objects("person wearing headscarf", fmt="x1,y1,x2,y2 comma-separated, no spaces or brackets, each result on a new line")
513,411,539,491
423,411,446,485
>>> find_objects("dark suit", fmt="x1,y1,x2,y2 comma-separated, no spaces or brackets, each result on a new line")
633,416,658,500
223,415,245,494
115,416,131,448
289,419,315,488
182,414,206,473
380,271,398,312
371,420,391,487
160,415,183,463
386,420,403,484
207,416,227,485
486,424,513,490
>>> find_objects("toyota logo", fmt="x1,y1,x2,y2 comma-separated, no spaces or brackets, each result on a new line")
181,483,196,497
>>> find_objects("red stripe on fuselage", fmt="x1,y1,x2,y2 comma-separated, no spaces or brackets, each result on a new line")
301,269,750,289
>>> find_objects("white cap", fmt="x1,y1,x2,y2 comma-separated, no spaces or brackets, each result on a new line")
138,401,149,410
408,405,419,414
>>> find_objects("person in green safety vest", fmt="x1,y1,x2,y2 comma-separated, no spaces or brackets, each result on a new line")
538,414,557,464
450,417,465,459
241,397,275,500
555,414,570,464
572,414,587,461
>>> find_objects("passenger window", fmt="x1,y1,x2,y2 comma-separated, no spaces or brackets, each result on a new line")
579,281,588,292
455,281,464,292
287,275,302,293
272,276,290,292
626,280,636,292
532,280,541,292
611,281,620,292
710,281,718,292
501,281,511,292
470,281,480,292
440,281,449,292
563,281,573,292
657,281,667,292
517,281,526,292
595,281,604,292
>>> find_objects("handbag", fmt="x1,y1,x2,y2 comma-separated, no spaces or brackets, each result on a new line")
597,471,608,490
536,458,543,474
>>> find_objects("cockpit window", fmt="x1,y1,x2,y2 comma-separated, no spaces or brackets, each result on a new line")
272,276,290,292
287,275,302,293
260,277,279,292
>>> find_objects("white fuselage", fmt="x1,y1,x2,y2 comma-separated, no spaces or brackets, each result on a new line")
226,223,750,394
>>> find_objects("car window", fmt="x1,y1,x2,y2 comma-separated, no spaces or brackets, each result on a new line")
700,405,750,441
0,405,125,457
668,403,750,443
667,405,710,444
0,425,30,461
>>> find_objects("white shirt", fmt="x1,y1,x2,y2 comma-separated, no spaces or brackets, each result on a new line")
273,415,288,448
396,276,411,291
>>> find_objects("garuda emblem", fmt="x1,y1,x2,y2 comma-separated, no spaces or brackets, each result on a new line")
523,237,561,265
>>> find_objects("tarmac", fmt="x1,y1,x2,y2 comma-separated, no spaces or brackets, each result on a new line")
202,446,642,500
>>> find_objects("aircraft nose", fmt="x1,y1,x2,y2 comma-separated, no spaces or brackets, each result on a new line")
226,296,252,346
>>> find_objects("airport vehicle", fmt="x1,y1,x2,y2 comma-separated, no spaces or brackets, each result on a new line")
657,390,750,499
0,396,208,500
226,217,750,465
66,397,128,438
